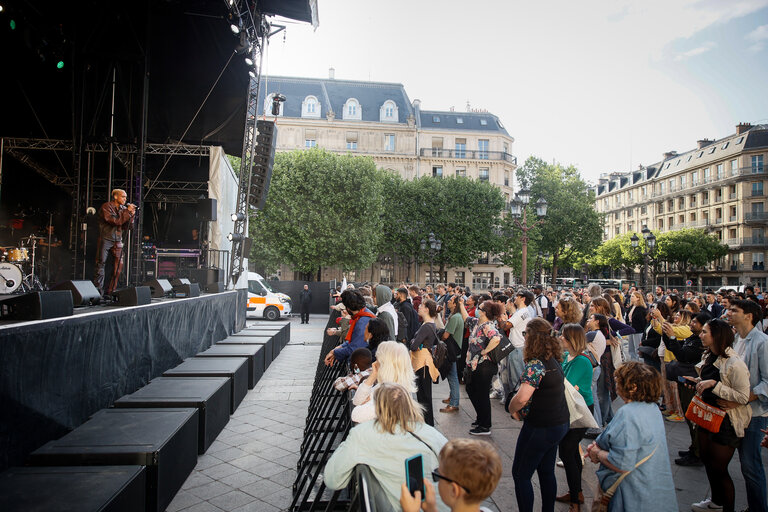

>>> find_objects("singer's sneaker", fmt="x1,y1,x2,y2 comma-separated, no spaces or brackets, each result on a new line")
691,497,723,511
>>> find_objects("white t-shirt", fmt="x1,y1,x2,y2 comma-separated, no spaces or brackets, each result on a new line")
508,307,531,348
535,294,549,317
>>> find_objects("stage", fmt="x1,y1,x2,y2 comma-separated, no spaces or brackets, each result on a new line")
0,289,247,471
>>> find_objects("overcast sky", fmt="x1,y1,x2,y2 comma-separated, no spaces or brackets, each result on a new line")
264,0,768,184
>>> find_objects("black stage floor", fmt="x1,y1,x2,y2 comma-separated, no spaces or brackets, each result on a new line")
0,289,247,471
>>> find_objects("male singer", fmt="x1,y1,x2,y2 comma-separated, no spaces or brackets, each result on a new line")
93,189,135,296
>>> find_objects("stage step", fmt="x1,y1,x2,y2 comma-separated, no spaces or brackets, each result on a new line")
113,377,230,454
196,344,267,388
163,357,248,414
217,336,276,366
0,465,146,512
28,408,198,512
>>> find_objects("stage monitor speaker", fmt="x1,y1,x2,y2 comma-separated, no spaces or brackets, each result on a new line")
172,283,200,298
0,291,74,320
248,120,276,210
170,278,191,287
196,198,217,222
52,280,101,306
143,278,173,298
113,286,151,306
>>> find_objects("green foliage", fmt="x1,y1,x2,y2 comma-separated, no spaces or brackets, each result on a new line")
594,233,643,277
249,149,384,273
654,229,729,277
515,156,604,280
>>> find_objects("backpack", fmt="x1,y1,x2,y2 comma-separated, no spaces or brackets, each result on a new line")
535,294,546,318
429,325,448,370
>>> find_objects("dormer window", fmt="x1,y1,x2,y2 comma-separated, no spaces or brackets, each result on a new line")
480,119,488,126
343,98,362,120
301,95,321,118
379,100,398,122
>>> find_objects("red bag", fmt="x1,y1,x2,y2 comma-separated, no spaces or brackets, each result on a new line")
685,394,726,433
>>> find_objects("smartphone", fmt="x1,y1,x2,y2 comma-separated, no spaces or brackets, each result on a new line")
405,454,424,500
677,376,688,384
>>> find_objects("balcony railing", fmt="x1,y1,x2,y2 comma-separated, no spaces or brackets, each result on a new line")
746,212,768,222
729,215,737,222
727,237,767,248
640,166,767,200
422,148,517,164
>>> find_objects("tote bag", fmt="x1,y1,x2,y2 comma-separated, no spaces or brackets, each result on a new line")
564,379,598,429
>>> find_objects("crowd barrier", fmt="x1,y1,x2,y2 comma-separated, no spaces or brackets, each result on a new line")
291,311,385,512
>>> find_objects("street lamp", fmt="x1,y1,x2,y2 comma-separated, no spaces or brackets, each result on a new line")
509,189,547,287
420,232,442,285
631,227,656,291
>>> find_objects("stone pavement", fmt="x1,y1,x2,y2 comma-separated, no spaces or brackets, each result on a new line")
169,316,768,511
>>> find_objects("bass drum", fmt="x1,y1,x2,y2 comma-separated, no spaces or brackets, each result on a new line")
0,262,23,293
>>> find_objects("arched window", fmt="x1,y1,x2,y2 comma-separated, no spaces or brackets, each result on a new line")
301,95,320,118
263,93,284,116
343,98,362,120
379,100,398,122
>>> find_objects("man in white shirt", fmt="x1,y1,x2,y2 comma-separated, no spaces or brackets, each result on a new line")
533,284,549,319
498,291,534,402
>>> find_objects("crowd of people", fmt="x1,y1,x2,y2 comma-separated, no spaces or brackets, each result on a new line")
321,281,768,512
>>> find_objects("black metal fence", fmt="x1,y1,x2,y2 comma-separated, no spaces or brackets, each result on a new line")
291,312,384,512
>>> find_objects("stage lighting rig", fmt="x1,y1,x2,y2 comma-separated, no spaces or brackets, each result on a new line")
231,212,245,222
227,233,244,242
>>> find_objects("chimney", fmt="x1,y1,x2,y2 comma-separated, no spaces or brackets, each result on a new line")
663,151,677,160
412,99,421,113
328,67,335,80
697,139,713,149
736,122,752,135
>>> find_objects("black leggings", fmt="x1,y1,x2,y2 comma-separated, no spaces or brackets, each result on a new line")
699,428,737,512
558,404,594,503
415,366,434,426
466,360,496,428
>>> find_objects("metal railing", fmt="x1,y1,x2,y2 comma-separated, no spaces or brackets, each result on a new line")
291,311,353,511
745,212,768,222
420,148,517,164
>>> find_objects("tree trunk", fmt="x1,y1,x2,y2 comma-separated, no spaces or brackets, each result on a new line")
551,251,560,286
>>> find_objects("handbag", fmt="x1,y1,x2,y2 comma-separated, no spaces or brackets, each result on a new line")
609,335,628,369
564,379,598,429
487,333,514,365
685,394,726,433
592,447,657,512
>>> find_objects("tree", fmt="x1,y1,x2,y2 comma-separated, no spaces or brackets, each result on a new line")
594,233,643,279
516,157,604,282
249,149,384,277
655,229,729,286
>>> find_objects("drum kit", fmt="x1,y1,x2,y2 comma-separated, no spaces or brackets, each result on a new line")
0,235,45,294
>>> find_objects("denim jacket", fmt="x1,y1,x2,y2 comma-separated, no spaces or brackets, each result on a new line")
734,326,768,417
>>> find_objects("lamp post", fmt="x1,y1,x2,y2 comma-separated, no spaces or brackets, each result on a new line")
509,189,547,287
420,232,442,285
631,226,656,291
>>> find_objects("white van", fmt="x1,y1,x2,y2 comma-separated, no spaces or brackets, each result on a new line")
246,272,292,320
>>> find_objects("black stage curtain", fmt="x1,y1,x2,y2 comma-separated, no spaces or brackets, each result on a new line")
0,289,247,471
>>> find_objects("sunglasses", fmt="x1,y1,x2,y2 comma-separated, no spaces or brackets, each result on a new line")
431,470,471,493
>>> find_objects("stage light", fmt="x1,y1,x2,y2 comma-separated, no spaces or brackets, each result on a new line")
231,212,245,222
230,22,240,34
244,56,254,66
10,19,16,30
0,5,5,13
248,70,256,79
227,233,244,242
56,60,64,69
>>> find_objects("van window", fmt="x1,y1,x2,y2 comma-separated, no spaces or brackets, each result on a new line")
248,281,265,295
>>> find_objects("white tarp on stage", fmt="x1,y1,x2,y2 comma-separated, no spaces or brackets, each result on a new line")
208,146,246,287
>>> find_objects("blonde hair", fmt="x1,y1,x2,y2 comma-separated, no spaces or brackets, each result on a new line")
374,382,424,434
374,341,417,393
440,439,502,503
632,291,647,308
557,297,583,324
111,188,126,199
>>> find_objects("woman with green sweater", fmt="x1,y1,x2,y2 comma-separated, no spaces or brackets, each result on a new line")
556,323,594,511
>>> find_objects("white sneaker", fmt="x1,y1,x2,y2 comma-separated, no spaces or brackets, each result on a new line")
556,457,564,467
691,497,723,511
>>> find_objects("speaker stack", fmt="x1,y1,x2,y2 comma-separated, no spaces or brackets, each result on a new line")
170,278,200,298
0,291,74,320
53,280,101,306
142,278,173,298
113,287,152,306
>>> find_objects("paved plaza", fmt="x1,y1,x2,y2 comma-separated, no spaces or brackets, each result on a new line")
168,315,767,512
